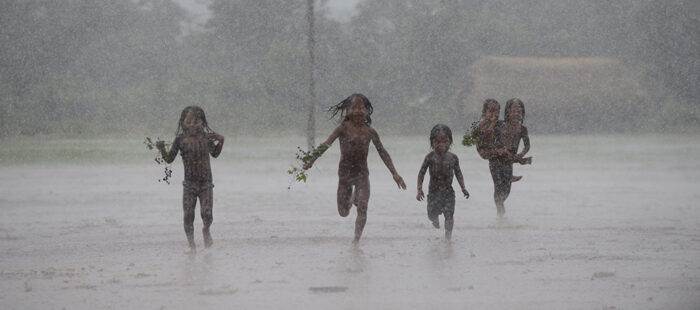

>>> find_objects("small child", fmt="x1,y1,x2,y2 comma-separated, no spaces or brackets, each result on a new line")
417,124,469,241
303,93,406,246
157,106,224,253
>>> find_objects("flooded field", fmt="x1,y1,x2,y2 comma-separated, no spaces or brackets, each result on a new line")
1,135,699,309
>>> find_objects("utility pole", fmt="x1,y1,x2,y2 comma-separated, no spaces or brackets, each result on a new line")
306,0,316,150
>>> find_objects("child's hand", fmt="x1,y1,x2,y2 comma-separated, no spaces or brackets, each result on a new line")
393,174,407,190
416,189,425,201
302,162,312,170
155,140,165,150
209,133,224,141
462,188,470,199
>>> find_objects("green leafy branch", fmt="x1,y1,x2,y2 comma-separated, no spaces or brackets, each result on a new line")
145,136,173,184
462,121,482,147
287,143,329,188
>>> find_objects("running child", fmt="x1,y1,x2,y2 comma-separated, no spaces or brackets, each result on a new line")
417,124,469,241
156,106,224,252
489,99,531,217
303,93,407,246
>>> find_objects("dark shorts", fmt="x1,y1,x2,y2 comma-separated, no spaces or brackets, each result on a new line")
427,188,455,221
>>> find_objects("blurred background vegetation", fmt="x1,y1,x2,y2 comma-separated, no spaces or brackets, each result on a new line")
0,0,698,138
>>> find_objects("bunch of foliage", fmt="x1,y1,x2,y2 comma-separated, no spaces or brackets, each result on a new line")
144,137,173,184
462,121,481,147
287,143,329,188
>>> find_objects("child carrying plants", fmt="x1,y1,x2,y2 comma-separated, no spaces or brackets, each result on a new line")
156,106,224,253
303,93,407,246
472,99,531,217
417,124,470,241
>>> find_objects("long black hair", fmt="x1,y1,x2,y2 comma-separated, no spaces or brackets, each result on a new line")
175,106,215,137
429,124,453,149
481,98,500,117
327,93,373,124
504,98,525,124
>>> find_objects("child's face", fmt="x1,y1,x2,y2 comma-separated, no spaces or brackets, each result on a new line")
183,111,203,135
432,133,451,154
508,104,523,123
348,96,368,124
484,105,499,122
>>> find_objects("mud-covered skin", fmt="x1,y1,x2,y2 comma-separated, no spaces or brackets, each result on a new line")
417,131,469,241
157,110,224,250
304,96,406,245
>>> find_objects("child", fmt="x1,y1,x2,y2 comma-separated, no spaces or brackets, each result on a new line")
489,99,531,217
156,106,224,253
417,124,469,241
303,93,406,246
473,99,527,164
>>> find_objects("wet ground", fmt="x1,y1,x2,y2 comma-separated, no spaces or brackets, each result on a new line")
1,135,699,309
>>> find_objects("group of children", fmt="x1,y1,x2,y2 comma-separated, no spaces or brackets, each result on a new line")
156,94,531,251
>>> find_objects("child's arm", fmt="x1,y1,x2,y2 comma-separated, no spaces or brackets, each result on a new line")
453,154,469,199
208,133,225,158
303,125,342,170
370,128,406,190
156,137,180,163
416,154,430,201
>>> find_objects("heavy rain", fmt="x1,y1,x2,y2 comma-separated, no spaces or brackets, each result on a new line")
1,0,699,309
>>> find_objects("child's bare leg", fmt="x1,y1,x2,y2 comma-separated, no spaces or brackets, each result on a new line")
200,188,213,248
444,211,454,241
337,181,353,217
352,178,371,245
183,190,197,250
490,160,512,217
495,198,505,218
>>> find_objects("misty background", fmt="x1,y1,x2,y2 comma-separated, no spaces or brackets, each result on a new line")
0,0,698,138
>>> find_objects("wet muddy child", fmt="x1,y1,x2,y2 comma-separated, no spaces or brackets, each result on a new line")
303,93,407,246
474,99,531,217
417,124,470,241
157,106,224,253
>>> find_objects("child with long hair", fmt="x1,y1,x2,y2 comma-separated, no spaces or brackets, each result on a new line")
474,99,531,217
417,124,469,241
156,106,224,253
303,93,406,246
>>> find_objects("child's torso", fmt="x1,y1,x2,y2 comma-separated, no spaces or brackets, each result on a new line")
428,152,456,192
338,123,371,177
497,122,523,155
179,136,213,183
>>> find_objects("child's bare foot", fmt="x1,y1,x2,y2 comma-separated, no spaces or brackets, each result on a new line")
351,238,360,248
512,176,522,182
431,218,440,229
184,247,196,255
445,231,452,241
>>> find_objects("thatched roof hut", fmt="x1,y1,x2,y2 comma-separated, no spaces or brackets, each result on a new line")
463,57,648,133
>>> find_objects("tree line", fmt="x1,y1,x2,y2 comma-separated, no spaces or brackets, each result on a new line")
0,0,697,137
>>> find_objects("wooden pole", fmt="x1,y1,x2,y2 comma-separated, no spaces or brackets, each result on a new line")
306,0,316,150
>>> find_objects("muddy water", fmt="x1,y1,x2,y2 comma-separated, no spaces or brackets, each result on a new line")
1,135,699,309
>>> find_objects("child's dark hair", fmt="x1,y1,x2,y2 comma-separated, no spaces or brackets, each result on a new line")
504,98,525,124
327,93,373,124
481,98,500,116
429,124,453,149
175,106,215,137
